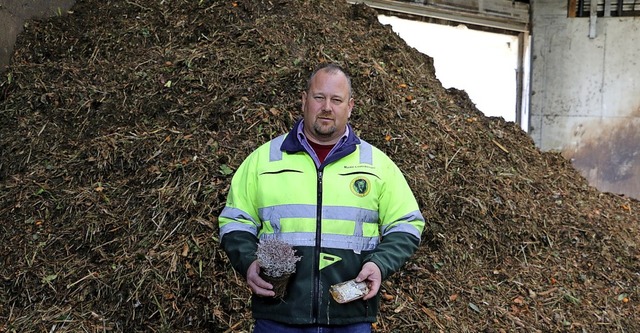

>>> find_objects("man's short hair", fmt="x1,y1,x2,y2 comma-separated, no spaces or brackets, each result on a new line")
306,63,353,98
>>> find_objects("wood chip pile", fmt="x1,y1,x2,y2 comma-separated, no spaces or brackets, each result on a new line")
1,0,638,332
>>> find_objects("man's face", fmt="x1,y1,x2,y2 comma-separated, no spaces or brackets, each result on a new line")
301,69,354,144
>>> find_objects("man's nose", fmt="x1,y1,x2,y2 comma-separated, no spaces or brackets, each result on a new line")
323,99,332,111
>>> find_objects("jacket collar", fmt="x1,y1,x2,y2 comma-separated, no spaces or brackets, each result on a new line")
281,119,360,163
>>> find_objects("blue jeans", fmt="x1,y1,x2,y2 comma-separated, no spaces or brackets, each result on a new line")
253,319,372,333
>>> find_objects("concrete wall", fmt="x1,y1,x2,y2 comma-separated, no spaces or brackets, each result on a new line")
529,0,640,199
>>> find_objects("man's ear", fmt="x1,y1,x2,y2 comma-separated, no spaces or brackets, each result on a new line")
301,91,307,110
348,97,354,118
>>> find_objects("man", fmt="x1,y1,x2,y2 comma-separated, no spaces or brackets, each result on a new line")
218,63,425,333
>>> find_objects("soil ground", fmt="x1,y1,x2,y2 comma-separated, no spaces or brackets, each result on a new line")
1,0,639,332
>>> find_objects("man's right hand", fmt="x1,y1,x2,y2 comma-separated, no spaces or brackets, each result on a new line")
246,260,276,297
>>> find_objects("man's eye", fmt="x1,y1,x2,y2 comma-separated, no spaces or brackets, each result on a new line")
314,96,324,101
332,98,342,104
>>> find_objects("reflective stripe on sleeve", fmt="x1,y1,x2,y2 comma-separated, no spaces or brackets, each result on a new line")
219,206,260,238
219,221,258,238
381,210,424,239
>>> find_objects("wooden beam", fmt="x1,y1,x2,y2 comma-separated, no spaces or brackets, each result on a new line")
346,0,529,32
568,0,578,17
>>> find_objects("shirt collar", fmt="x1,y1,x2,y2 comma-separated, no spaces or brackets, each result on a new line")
296,120,350,147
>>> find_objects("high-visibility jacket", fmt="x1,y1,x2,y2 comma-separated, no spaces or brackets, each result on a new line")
219,119,425,325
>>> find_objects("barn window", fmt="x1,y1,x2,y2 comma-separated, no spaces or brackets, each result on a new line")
569,0,640,17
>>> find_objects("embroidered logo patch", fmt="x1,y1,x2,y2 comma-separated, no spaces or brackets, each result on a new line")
350,177,370,197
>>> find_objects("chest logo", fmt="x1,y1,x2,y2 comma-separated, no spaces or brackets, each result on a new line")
350,177,370,197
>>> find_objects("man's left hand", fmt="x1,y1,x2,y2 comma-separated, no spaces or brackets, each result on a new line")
355,262,381,300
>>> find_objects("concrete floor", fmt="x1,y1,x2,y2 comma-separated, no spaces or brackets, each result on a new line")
0,0,75,72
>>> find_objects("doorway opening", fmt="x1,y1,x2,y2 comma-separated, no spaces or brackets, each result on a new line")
378,15,531,131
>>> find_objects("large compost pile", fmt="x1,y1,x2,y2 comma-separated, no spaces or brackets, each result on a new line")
1,0,638,332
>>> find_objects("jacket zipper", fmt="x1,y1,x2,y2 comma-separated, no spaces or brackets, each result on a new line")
312,169,323,322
